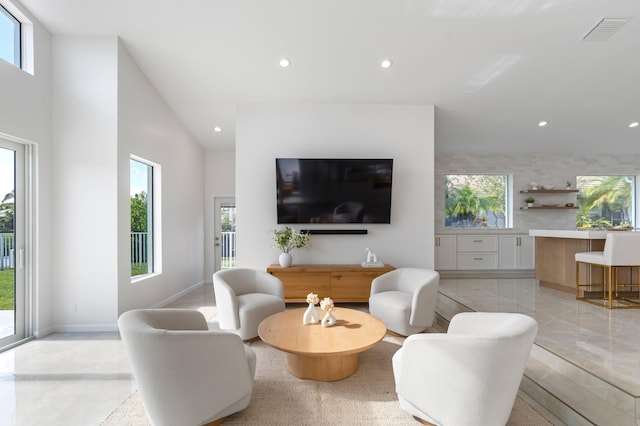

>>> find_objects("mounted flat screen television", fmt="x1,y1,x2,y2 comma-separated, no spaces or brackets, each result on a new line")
276,158,393,224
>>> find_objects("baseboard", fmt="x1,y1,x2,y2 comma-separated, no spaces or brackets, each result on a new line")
153,280,206,308
437,269,535,279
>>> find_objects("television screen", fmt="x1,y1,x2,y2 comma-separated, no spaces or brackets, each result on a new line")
276,158,393,224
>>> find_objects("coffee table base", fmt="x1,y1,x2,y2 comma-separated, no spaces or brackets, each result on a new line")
286,353,359,382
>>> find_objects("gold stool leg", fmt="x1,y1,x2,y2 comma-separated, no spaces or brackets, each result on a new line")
607,266,613,309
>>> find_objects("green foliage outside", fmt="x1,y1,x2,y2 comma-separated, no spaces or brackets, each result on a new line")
131,192,148,233
0,190,14,232
576,176,633,228
131,192,149,276
221,207,236,232
445,175,506,228
0,268,14,310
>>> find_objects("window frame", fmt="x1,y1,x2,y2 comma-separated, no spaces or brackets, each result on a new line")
0,1,33,74
444,173,512,229
0,3,21,68
130,155,162,282
576,175,636,229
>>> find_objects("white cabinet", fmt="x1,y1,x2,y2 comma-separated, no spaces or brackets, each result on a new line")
457,235,498,270
499,235,535,269
435,235,457,270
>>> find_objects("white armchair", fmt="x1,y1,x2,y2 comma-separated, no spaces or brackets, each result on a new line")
392,312,538,426
117,308,256,426
213,268,286,340
369,268,439,336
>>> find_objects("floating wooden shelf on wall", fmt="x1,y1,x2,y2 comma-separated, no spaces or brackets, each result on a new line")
520,206,578,210
520,189,579,193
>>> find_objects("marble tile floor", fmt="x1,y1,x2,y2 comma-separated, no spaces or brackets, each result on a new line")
438,278,640,425
0,286,219,426
1,278,630,425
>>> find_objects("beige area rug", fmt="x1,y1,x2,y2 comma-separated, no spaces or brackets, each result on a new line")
102,337,552,425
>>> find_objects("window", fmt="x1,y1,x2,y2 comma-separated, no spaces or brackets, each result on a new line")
0,4,21,68
445,174,509,228
130,158,155,277
576,176,635,228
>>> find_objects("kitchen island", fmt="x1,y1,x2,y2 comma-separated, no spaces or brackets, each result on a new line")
529,229,607,291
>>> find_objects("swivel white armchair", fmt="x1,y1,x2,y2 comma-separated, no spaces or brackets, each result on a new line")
118,308,256,426
392,312,538,426
368,268,439,336
213,268,286,340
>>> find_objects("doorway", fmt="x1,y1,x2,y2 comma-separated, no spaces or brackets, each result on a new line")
0,139,26,350
214,197,236,271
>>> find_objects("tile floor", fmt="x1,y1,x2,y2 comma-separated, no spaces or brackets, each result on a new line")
1,278,634,425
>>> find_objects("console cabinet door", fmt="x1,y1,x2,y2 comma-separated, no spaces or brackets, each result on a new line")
274,271,331,300
331,271,384,302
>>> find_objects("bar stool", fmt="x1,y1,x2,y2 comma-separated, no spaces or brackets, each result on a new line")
575,232,640,309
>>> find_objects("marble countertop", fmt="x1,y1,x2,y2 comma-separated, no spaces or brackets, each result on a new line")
436,229,530,235
529,229,609,239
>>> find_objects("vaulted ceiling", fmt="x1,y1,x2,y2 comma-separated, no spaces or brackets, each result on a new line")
20,0,640,154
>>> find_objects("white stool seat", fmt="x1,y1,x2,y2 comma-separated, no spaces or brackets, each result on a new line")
575,232,640,308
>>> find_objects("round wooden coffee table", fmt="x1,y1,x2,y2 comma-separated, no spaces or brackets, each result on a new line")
258,307,387,382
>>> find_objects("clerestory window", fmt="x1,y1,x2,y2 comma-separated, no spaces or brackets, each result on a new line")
0,4,21,68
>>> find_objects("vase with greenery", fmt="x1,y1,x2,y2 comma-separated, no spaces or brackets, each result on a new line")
525,197,535,207
272,226,310,267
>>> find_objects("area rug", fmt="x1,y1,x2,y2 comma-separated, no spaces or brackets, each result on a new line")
101,337,552,425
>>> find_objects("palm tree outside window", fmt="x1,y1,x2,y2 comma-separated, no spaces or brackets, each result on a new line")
445,175,508,229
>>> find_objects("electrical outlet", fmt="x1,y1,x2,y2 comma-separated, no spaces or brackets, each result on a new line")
70,304,76,314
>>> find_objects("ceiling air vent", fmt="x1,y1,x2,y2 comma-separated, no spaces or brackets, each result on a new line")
582,18,629,41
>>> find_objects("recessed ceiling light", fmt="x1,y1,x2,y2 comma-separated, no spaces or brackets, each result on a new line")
279,58,290,68
629,122,639,128
538,121,548,127
214,126,222,133
380,59,393,69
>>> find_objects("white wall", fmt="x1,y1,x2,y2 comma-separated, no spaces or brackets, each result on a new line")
204,151,235,282
0,0,53,336
117,41,205,315
236,103,435,269
51,36,119,331
49,36,205,331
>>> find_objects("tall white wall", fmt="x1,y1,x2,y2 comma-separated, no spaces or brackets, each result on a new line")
117,41,205,314
51,36,119,331
236,103,435,269
49,36,205,331
0,0,53,336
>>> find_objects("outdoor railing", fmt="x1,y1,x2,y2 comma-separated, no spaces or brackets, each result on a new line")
220,231,236,269
131,232,149,265
0,233,14,270
1,231,237,272
130,231,236,270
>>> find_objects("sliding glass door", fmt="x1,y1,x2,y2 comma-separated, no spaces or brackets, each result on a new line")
0,139,25,349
